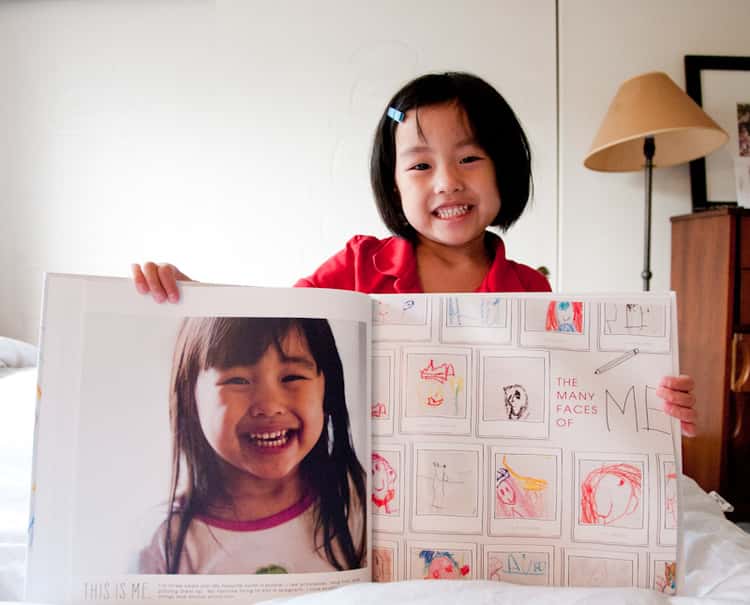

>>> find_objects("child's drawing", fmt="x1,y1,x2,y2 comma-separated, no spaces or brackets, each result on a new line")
567,555,635,587
521,300,589,351
405,353,468,419
374,297,428,325
487,550,550,586
580,462,643,528
481,356,545,423
604,303,666,337
663,460,677,530
503,384,529,420
373,546,395,582
416,550,471,580
446,296,505,327
415,449,478,517
494,454,555,520
372,451,399,515
653,560,677,594
545,301,584,333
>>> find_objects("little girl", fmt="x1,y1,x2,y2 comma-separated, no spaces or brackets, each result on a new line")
132,71,696,436
138,317,366,574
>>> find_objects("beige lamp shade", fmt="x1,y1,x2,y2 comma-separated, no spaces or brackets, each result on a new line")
584,71,728,172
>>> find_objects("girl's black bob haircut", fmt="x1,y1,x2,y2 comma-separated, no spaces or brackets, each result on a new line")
370,72,533,241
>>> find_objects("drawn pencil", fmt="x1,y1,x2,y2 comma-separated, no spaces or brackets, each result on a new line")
594,348,639,374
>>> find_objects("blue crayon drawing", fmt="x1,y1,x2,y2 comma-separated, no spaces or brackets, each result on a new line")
488,552,548,583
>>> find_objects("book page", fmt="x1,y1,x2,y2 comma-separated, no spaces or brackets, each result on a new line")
370,293,679,593
26,275,372,604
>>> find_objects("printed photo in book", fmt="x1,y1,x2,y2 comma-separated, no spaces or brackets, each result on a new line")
27,276,371,604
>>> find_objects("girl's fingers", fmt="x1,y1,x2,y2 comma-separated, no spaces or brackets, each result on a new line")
157,264,181,303
655,386,695,408
132,262,190,303
659,374,695,393
663,401,697,424
131,264,149,295
141,262,168,303
681,420,697,438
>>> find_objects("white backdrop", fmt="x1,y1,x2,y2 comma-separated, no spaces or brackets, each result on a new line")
0,0,557,344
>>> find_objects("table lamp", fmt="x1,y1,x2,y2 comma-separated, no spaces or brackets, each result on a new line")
584,71,728,291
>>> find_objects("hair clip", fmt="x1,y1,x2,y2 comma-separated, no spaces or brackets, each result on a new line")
387,107,405,123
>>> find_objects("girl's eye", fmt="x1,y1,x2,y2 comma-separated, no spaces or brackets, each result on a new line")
282,374,307,383
409,162,430,171
221,377,249,385
460,155,482,164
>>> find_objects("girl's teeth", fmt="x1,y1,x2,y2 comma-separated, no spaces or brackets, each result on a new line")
435,205,470,219
248,429,291,447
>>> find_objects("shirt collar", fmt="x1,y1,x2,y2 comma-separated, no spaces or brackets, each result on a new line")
371,232,506,293
372,236,412,275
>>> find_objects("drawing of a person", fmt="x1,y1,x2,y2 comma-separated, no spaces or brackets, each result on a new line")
372,453,398,514
655,561,677,594
625,303,647,330
545,301,583,333
495,456,547,519
431,461,448,509
580,463,642,526
419,550,470,580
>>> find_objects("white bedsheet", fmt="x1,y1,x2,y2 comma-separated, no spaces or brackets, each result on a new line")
1,367,749,604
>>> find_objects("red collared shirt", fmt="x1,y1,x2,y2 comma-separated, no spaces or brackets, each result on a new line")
295,233,550,293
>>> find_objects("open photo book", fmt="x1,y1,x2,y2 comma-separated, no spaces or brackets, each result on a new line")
26,274,681,604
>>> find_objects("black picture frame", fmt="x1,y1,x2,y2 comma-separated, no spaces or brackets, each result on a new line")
685,55,750,211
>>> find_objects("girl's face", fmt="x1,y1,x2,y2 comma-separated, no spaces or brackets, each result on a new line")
194,327,325,486
394,102,501,249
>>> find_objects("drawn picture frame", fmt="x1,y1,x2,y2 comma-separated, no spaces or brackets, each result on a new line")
685,55,750,211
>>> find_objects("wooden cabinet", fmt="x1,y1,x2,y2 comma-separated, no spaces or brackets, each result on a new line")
671,208,750,521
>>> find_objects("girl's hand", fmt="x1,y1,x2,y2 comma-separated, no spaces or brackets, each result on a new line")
656,375,697,437
131,262,191,303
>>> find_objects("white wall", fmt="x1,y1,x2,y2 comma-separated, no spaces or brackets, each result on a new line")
559,0,750,292
0,0,557,344
2,1,749,345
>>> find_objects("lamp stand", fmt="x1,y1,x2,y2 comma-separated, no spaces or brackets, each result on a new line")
642,136,655,291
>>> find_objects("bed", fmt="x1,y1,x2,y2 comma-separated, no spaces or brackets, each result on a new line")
1,338,749,605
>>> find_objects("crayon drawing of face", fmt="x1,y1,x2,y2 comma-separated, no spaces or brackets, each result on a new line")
372,453,397,514
419,550,470,580
495,463,546,519
580,463,641,526
194,327,325,487
503,384,529,420
545,301,583,333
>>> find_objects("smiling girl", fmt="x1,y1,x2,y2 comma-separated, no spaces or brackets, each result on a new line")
138,317,366,574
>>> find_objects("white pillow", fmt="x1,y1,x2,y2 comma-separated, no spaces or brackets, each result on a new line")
0,338,37,368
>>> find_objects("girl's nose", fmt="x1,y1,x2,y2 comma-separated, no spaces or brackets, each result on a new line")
246,380,285,416
434,163,464,194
